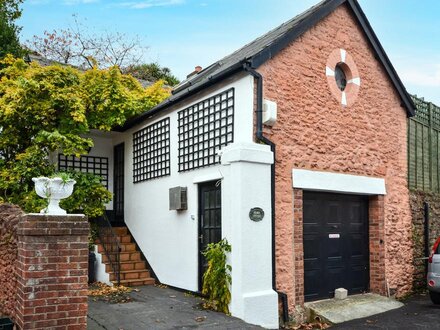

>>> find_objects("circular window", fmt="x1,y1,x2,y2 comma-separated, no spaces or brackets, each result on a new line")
335,63,347,91
325,49,361,106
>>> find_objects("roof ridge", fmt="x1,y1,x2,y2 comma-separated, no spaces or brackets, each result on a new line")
215,0,330,66
119,0,414,131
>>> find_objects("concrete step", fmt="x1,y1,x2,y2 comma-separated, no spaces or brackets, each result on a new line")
304,293,404,324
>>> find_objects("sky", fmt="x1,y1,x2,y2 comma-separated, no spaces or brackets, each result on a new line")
18,0,440,104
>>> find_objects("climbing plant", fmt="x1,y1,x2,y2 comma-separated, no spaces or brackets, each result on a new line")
202,238,232,314
0,55,170,216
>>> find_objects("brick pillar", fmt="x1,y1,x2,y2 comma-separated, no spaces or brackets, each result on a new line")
293,188,304,306
369,195,387,295
15,214,89,330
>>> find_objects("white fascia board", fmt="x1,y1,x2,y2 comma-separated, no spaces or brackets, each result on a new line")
292,169,386,195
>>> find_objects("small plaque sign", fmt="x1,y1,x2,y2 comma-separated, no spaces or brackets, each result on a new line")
249,207,264,222
329,234,340,239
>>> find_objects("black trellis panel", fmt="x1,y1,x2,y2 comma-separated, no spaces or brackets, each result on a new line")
178,88,234,172
133,117,171,183
58,154,109,188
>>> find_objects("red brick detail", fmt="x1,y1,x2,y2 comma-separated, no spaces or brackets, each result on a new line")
293,189,304,306
15,214,89,330
369,195,387,295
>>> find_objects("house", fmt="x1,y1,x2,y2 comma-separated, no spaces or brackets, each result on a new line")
64,0,416,328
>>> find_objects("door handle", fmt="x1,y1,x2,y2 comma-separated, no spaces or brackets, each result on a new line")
199,235,204,243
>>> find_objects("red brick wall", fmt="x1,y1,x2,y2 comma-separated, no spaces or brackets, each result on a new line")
257,3,412,312
292,189,304,306
15,214,89,330
0,204,22,319
369,195,387,295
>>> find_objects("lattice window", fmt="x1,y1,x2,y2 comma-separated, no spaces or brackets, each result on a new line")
58,154,109,188
133,117,170,183
178,88,234,172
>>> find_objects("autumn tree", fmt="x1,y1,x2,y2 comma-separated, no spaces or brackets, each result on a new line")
0,55,170,216
28,17,181,85
28,17,145,69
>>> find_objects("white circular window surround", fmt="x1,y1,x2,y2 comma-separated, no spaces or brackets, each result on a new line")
325,49,361,106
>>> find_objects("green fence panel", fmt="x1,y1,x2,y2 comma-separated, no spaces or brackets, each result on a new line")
409,95,440,193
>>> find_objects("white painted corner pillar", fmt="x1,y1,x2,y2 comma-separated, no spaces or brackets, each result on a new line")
93,245,112,286
220,142,279,329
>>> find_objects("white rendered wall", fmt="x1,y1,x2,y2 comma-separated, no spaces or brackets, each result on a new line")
88,132,117,210
93,245,112,285
221,142,279,329
113,73,255,291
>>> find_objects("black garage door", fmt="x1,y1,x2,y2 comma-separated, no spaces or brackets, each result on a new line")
303,191,369,301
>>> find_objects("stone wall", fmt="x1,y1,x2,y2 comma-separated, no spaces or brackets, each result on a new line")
257,3,412,314
0,203,23,319
410,190,440,290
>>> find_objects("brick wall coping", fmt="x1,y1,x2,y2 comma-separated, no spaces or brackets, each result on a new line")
17,214,88,237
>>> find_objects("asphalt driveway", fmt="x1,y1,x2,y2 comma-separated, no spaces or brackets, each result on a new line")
88,287,440,330
87,285,261,330
333,292,440,329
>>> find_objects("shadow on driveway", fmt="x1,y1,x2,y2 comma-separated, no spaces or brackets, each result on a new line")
87,285,262,330
333,293,440,329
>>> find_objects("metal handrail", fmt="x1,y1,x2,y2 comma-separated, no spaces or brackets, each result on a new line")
92,213,121,285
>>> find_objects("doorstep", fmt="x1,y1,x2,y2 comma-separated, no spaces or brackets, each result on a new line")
304,293,404,324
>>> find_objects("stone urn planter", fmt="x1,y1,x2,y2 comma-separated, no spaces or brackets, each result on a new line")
32,176,76,215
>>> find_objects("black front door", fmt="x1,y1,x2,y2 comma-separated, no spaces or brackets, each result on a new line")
198,181,222,291
113,143,124,225
303,191,369,301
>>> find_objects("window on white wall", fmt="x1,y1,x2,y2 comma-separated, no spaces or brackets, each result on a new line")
133,117,171,183
177,88,234,172
58,154,109,188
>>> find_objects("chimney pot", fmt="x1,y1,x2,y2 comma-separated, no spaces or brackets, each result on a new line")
186,66,203,79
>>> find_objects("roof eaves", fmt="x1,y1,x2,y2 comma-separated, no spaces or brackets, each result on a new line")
115,61,246,132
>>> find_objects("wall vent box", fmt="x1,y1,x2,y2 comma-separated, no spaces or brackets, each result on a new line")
169,186,188,210
263,99,277,126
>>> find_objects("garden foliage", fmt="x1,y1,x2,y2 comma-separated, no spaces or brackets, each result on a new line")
202,238,232,314
0,55,170,216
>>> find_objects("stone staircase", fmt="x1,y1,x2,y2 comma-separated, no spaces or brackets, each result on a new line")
97,227,155,286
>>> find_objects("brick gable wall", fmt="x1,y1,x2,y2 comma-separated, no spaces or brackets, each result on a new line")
257,3,412,314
